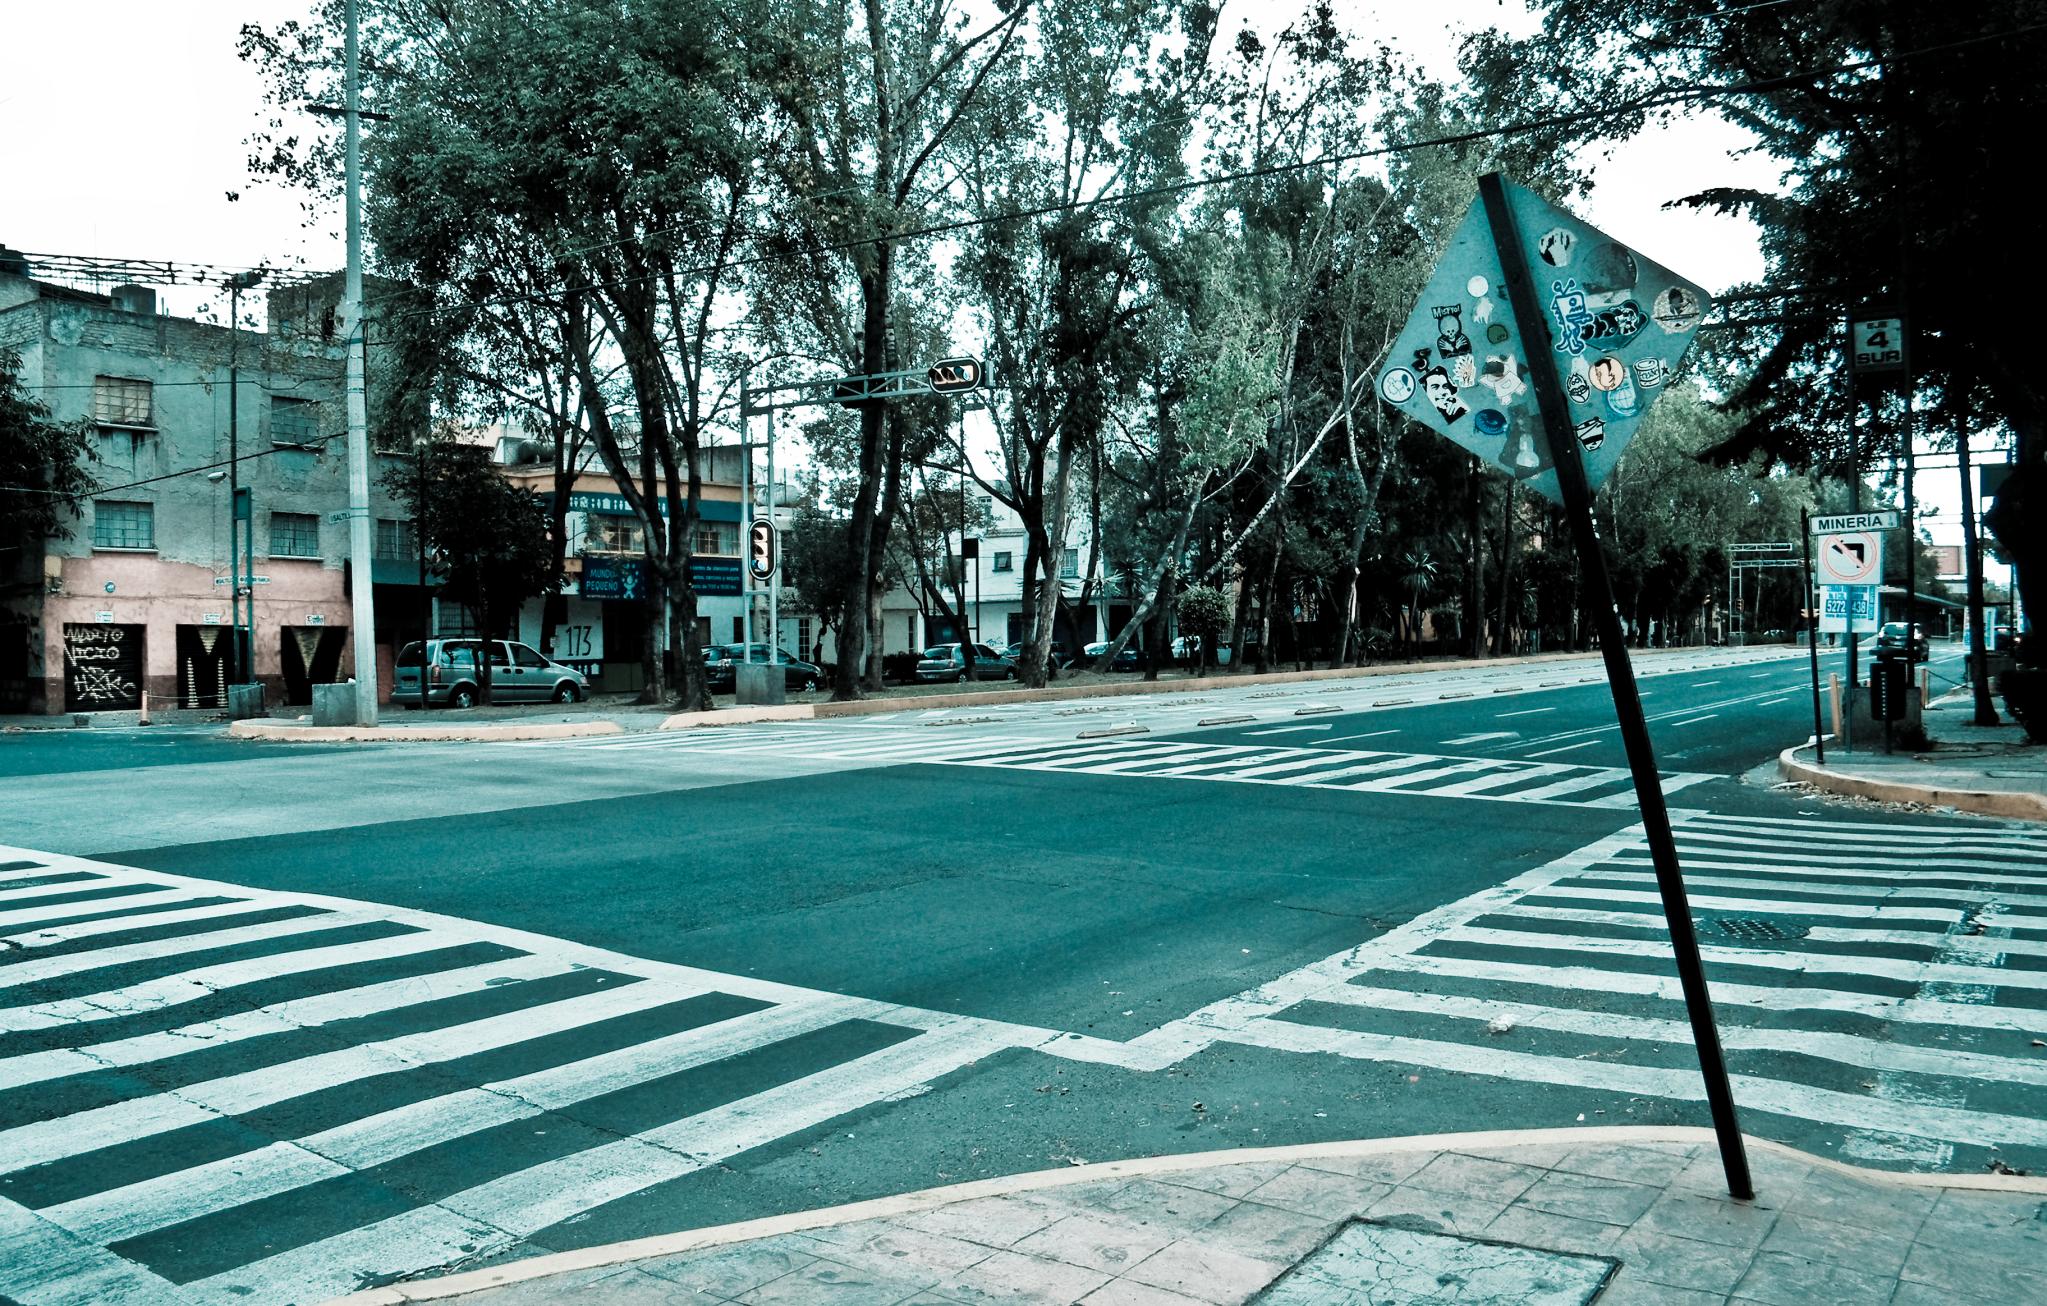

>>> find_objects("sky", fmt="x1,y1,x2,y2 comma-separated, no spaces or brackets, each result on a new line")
0,1,1992,571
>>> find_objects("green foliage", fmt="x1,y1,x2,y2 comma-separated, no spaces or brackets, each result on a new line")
1175,584,1231,639
0,348,96,553
382,440,558,631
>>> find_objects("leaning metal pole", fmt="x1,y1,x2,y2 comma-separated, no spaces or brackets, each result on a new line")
1479,173,1754,1200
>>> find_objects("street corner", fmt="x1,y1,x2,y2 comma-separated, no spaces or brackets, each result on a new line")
1778,741,2047,824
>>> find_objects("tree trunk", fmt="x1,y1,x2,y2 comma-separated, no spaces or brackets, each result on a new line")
1958,426,2001,724
1493,482,1517,656
1466,460,1486,659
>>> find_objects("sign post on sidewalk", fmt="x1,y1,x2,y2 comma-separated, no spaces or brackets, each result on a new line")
1800,510,1826,765
1379,173,1752,1200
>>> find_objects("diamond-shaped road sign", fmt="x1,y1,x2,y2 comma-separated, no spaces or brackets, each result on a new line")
1378,179,1712,506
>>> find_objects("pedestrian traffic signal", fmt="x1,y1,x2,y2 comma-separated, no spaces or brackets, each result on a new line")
927,357,983,394
747,518,776,582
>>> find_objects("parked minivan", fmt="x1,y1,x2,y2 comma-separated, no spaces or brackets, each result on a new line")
393,639,589,708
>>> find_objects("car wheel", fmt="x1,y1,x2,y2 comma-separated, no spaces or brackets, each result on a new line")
449,686,477,709
954,672,966,684
1005,668,1018,680
801,676,819,692
552,683,579,704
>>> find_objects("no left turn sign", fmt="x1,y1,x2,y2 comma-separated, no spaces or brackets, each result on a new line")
1817,531,1882,586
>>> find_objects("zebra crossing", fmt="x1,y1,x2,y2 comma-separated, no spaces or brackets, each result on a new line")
0,847,1121,1306
521,725,1720,809
1129,812,2047,1172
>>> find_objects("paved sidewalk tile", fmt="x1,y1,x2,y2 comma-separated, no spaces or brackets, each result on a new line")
375,1134,2047,1306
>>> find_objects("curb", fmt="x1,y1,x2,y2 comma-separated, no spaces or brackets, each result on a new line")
226,719,627,743
320,1125,2047,1305
652,646,1809,729
1778,744,2047,822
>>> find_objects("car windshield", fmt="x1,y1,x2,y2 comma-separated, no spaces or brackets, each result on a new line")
921,646,956,660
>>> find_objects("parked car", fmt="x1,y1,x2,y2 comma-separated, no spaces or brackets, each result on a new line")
1082,640,1143,672
393,639,589,708
915,643,1018,683
999,639,1072,675
1876,621,1929,662
701,644,828,693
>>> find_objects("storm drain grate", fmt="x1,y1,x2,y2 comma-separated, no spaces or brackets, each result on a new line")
1255,1219,1615,1305
1708,916,1810,943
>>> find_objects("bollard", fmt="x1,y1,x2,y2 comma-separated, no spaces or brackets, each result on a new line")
138,690,151,727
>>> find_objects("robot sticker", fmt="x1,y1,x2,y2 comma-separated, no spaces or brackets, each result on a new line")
1421,365,1468,423
1433,305,1472,358
1549,278,1594,357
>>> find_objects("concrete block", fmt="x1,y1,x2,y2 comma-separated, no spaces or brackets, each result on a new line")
312,682,357,727
228,683,267,720
735,662,786,707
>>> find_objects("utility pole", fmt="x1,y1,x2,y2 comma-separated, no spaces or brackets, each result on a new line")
340,0,379,725
766,407,779,656
225,271,263,689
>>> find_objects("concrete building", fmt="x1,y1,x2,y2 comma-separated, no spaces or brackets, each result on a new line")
0,262,413,714
920,489,1116,652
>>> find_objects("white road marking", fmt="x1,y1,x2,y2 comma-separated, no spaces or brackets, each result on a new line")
1246,723,1335,736
1325,729,1400,742
1496,707,1555,718
1669,714,1718,726
1443,731,1519,746
1526,739,1601,758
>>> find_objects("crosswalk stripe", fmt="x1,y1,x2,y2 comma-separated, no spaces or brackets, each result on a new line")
1559,869,2047,913
0,954,568,1094
1425,762,1579,796
0,906,363,991
0,1195,194,1305
183,1020,1020,1305
0,889,193,932
0,897,294,950
1231,1017,2047,1150
1,929,461,1033
39,995,878,1244
0,974,691,1173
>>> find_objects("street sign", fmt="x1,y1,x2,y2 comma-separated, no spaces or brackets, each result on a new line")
1819,584,1880,634
1378,178,1710,506
1816,532,1883,586
203,612,223,624
1850,315,1907,374
1811,511,1899,534
926,357,984,394
250,576,272,585
747,518,777,582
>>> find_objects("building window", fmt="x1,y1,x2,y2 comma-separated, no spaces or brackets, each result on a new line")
796,617,812,660
92,376,153,427
271,396,321,447
1061,547,1080,579
590,515,644,554
270,512,320,558
92,500,154,550
992,551,1013,573
374,518,416,560
696,521,738,555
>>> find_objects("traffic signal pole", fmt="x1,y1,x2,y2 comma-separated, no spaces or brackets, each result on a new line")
1479,173,1753,1200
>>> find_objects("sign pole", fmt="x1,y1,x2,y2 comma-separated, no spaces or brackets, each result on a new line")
1801,512,1824,764
1479,173,1753,1200
739,372,752,667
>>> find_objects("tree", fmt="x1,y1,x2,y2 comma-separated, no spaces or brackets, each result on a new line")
780,501,860,669
383,440,558,704
1175,584,1230,677
1,347,96,591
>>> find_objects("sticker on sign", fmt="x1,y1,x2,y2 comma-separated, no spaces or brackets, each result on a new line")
1816,532,1883,586
1811,511,1899,534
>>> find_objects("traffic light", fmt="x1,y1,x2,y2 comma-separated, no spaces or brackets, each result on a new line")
747,518,776,582
927,357,983,394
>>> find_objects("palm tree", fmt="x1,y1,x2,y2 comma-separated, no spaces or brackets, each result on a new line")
1399,546,1437,655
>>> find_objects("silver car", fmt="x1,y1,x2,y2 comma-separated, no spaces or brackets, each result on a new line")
393,639,589,708
914,642,1018,683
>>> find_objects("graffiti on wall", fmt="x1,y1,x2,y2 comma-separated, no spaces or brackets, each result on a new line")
63,624,143,711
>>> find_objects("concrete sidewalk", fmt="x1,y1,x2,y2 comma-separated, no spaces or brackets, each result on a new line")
330,1127,2047,1306
1780,688,2047,822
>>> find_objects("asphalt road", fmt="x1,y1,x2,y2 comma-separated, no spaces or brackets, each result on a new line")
1,639,2036,1306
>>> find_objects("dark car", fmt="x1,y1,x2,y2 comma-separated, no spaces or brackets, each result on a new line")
1081,640,1142,671
1876,621,1928,662
701,644,828,693
999,639,1071,675
915,643,1018,683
